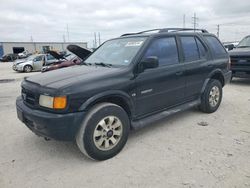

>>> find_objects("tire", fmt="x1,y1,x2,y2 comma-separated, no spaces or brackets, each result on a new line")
24,65,32,73
199,79,222,113
76,102,130,161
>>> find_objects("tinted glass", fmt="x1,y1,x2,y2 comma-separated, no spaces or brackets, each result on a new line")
204,36,227,57
85,37,146,66
180,37,200,62
195,38,207,59
143,37,179,66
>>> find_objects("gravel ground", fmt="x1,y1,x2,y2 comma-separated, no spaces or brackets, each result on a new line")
0,62,249,188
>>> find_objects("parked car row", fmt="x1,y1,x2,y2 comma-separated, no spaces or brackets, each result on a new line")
12,45,92,73
0,50,32,62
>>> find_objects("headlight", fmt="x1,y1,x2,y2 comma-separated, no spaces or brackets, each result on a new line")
39,95,67,109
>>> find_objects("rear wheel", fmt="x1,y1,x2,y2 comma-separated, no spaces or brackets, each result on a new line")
24,65,32,73
199,79,222,113
76,103,130,160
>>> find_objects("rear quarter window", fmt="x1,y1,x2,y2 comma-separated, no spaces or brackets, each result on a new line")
204,36,227,58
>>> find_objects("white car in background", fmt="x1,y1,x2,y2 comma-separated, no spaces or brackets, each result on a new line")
18,50,30,58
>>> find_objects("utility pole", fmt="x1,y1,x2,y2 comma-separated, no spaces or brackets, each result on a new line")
94,32,97,48
66,24,70,42
62,35,66,50
98,32,101,46
192,13,198,31
183,14,186,28
31,35,36,53
217,24,220,38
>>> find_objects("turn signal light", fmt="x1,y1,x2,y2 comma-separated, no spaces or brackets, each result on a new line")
53,96,67,109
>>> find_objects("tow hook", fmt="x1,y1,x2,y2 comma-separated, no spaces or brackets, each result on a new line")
44,137,51,141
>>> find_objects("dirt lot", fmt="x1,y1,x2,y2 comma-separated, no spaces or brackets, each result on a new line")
0,62,249,188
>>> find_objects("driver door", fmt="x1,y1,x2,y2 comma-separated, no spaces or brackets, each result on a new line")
135,36,186,117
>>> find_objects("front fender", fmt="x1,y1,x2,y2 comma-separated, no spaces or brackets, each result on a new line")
79,90,135,115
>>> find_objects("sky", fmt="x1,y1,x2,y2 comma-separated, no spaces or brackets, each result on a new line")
1,0,250,47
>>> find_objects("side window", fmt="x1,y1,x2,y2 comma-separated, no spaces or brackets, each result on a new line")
47,54,55,60
195,38,207,59
143,37,179,66
180,36,200,62
204,36,227,58
34,56,43,62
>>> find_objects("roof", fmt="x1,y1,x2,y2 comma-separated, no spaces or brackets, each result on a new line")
121,28,209,37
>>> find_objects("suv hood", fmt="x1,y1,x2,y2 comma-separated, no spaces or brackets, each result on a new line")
229,47,250,56
25,65,121,89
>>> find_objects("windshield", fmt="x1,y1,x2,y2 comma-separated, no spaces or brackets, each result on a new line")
85,37,146,66
237,36,250,48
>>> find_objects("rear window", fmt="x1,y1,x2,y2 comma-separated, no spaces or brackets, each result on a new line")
204,36,227,58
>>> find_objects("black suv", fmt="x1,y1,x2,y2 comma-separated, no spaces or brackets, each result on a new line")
16,28,232,160
229,35,250,79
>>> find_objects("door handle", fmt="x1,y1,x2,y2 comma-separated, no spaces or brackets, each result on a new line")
207,64,213,67
175,71,183,76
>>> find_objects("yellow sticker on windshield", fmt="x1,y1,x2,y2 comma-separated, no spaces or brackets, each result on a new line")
125,41,143,47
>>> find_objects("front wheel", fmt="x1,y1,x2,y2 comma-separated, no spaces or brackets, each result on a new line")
76,103,130,160
23,65,33,73
199,79,222,113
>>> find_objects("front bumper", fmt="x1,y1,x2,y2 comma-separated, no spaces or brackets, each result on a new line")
13,65,23,71
16,96,85,141
224,71,232,84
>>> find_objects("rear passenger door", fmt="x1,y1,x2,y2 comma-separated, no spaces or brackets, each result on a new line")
179,36,212,100
135,36,186,117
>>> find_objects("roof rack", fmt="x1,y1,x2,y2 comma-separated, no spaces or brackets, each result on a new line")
121,28,208,37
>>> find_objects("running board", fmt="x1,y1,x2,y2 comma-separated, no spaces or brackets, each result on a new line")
131,99,200,130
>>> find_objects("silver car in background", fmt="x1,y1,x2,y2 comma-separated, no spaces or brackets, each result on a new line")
12,54,59,72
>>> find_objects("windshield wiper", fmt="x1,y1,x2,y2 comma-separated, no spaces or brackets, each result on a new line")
94,62,112,68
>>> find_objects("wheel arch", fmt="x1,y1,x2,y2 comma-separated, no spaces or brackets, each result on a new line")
23,64,33,71
79,90,135,119
201,69,225,94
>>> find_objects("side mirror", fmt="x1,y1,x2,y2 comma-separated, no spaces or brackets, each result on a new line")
227,44,235,51
141,56,159,70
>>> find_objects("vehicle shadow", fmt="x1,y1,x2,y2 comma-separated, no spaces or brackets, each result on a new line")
29,107,201,162
128,108,200,140
28,135,93,162
230,78,250,86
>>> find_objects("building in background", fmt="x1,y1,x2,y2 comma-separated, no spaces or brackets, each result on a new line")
0,42,88,57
